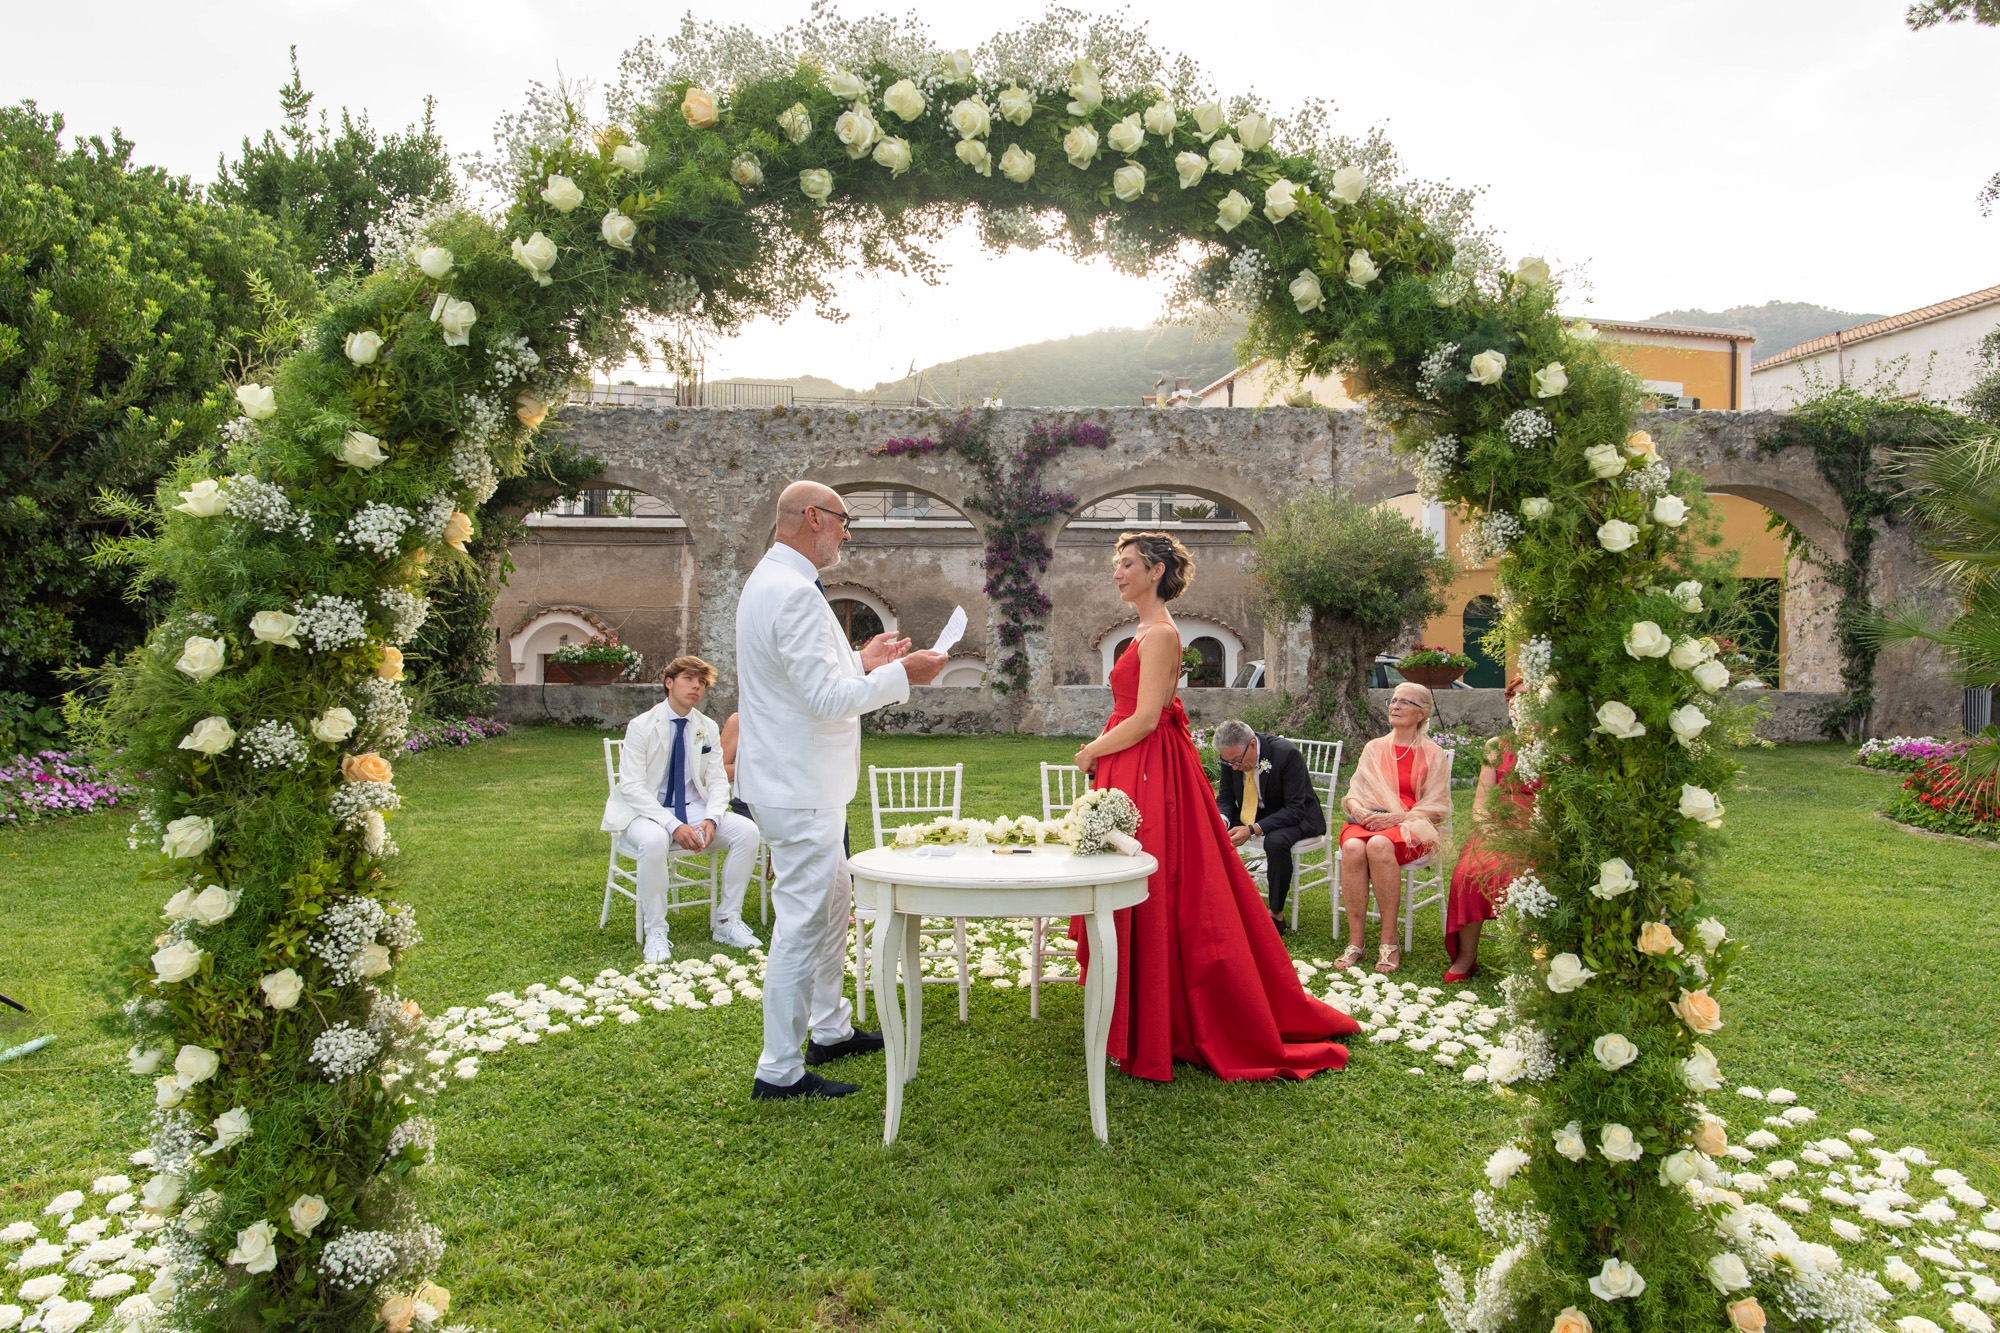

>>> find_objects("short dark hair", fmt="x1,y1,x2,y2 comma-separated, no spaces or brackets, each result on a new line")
662,655,717,688
1116,530,1196,600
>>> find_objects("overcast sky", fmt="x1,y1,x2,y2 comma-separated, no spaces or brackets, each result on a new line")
10,0,1998,388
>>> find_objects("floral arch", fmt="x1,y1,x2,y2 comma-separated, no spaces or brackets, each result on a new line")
100,9,1808,1332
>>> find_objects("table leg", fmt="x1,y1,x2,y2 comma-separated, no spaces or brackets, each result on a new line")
902,911,925,1085
1082,904,1119,1143
873,906,904,1146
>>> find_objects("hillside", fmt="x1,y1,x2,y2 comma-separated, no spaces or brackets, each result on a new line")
1645,301,1886,364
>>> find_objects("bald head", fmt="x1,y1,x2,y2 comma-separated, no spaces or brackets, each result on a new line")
775,480,843,538
774,480,850,570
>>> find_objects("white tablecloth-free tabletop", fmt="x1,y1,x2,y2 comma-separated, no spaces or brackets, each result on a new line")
846,844,1156,1145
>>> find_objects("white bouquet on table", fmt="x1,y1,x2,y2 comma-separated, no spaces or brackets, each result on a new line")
1065,788,1143,857
891,814,1066,848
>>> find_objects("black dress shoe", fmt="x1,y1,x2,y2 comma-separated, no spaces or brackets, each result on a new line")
1270,913,1290,936
751,1071,860,1100
806,1028,886,1066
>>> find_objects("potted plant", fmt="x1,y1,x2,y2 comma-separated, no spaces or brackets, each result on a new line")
1180,644,1200,688
547,633,642,684
1396,645,1474,689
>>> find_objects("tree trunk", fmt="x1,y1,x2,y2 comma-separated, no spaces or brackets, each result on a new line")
1307,609,1385,742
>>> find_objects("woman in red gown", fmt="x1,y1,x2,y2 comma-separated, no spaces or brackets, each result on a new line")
1444,679,1537,982
1071,532,1358,1083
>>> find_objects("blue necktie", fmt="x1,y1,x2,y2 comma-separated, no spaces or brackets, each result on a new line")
661,716,688,823
815,578,827,597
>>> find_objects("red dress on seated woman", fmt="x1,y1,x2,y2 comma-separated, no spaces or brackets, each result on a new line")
1445,742,1538,969
1074,627,1359,1082
1337,746,1431,865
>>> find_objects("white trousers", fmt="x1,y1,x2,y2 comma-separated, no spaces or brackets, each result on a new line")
751,804,855,1086
617,810,761,933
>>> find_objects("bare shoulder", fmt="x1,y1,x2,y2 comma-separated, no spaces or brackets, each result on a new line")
1136,620,1181,661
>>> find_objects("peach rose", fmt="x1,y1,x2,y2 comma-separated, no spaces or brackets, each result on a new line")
1637,922,1683,956
377,645,405,681
1674,987,1723,1034
1694,1119,1728,1156
1727,1297,1766,1331
1551,1308,1593,1333
1626,430,1660,462
410,548,430,567
442,511,473,551
380,1294,416,1333
342,752,394,785
681,87,718,129
515,393,548,428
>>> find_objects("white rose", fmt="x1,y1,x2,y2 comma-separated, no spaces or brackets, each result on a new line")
226,1219,277,1274
162,888,196,920
1484,1145,1531,1188
234,383,276,420
1659,1149,1702,1186
1594,857,1638,898
151,940,203,984
872,136,912,176
260,968,303,1009
1486,1046,1528,1084
799,168,834,203
1682,1042,1723,1090
999,143,1036,183
1516,256,1552,288
204,1106,252,1155
1174,150,1206,189
1673,580,1705,612
1189,101,1224,140
1468,349,1506,385
1597,519,1639,552
1600,1124,1645,1163
941,48,974,81
1207,135,1244,174
1707,1253,1752,1293
612,142,648,174
1624,620,1670,659
1669,704,1711,747
1670,636,1712,670
1330,164,1365,204
1554,1121,1588,1162
161,815,214,861
835,107,880,156
140,1174,183,1214
1695,918,1727,952
1693,660,1732,693
600,210,638,250
176,636,225,682
882,78,924,122
1143,100,1177,137
363,809,389,856
339,430,387,469
173,479,225,518
539,174,583,212
435,296,476,346
1585,443,1626,478
310,706,356,743
343,330,383,366
1594,1033,1639,1072
997,85,1034,126
1112,162,1146,201
825,67,865,99
1654,495,1689,526
1521,497,1552,520
511,232,557,286
249,610,299,648
1589,1258,1647,1301
128,1045,168,1075
1265,177,1299,222
1066,59,1103,115
178,717,235,756
416,246,453,279
950,97,990,140
287,1195,327,1235
1235,112,1273,152
1063,124,1100,169
189,885,239,927
1594,701,1646,740
1215,190,1252,232
1547,952,1596,993
356,943,392,978
1289,269,1323,313
173,1045,219,1087
1679,784,1725,827
955,139,991,176
154,1074,186,1107
1107,113,1145,155
776,103,812,144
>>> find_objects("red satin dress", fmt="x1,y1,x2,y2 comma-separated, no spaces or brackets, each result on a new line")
1337,746,1428,865
1445,745,1538,966
1074,627,1359,1082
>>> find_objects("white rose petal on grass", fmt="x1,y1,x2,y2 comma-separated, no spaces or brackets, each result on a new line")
1484,1145,1530,1188
1899,1321,1946,1333
1593,1033,1639,1072
1951,1303,1995,1333
1887,1256,1925,1289
18,1276,65,1303
1830,1217,1867,1243
1588,1257,1646,1300
1969,1230,2000,1251
1215,190,1252,232
88,1275,134,1300
14,1242,63,1271
172,479,225,518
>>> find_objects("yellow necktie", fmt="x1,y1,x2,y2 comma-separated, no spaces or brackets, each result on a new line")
1241,769,1258,827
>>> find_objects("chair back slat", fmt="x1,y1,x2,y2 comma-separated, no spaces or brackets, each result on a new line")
1280,736,1343,819
604,737,624,793
1039,762,1085,821
868,764,964,847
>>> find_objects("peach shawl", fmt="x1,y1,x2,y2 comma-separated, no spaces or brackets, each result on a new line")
1343,735,1453,854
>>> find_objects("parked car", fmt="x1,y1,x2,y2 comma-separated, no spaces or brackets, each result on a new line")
1230,659,1267,689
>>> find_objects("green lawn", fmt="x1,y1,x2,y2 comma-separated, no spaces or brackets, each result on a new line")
3,735,1998,1331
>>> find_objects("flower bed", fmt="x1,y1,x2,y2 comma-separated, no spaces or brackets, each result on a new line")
403,718,510,755
1858,736,1970,773
0,751,138,826
1887,759,2000,841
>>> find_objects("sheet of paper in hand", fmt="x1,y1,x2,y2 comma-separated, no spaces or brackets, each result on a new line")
931,606,967,655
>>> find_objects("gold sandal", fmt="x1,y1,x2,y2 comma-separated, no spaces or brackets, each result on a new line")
1375,943,1402,974
1335,944,1367,971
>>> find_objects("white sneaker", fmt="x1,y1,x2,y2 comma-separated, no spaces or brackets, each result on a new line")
711,918,759,950
642,925,673,964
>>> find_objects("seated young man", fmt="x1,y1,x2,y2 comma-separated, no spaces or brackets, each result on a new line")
601,656,762,961
1214,720,1327,934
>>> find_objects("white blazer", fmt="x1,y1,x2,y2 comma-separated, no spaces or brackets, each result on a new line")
601,701,729,834
734,543,908,810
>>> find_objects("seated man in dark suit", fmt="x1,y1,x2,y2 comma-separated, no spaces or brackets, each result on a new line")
1214,720,1326,933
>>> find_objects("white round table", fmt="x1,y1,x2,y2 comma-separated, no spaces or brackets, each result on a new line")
847,843,1155,1145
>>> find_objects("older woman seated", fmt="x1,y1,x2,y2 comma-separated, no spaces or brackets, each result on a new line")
1335,682,1453,975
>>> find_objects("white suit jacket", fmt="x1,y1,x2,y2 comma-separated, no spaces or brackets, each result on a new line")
601,701,729,834
734,543,909,810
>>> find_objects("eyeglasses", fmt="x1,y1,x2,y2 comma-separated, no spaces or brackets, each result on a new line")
1219,750,1256,769
806,504,852,530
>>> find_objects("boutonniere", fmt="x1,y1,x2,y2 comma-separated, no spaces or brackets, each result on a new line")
1256,759,1272,776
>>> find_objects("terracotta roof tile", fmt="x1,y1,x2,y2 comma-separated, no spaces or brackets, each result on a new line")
1755,285,2000,368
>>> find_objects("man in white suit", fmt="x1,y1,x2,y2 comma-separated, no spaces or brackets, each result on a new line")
602,655,763,961
736,481,947,1100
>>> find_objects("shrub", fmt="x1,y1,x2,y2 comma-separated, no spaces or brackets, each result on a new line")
1887,756,2000,839
0,749,136,825
1857,735,1968,772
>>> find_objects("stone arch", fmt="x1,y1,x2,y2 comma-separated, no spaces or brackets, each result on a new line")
821,581,899,634
936,654,988,688
508,606,613,684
